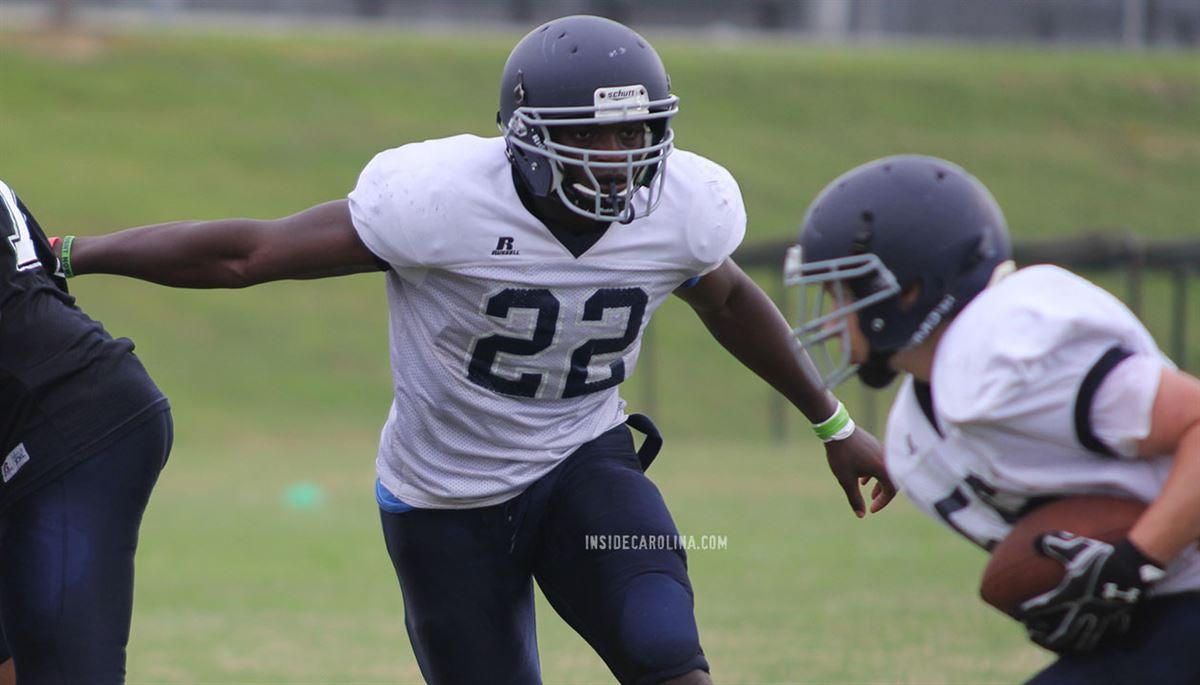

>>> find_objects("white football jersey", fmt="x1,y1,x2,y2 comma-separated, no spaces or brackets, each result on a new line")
348,135,745,508
885,265,1200,596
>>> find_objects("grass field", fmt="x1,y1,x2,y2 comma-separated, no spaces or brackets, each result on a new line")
130,434,1048,684
1,22,1198,683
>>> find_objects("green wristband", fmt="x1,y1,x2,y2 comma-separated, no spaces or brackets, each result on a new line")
813,402,855,442
60,235,76,278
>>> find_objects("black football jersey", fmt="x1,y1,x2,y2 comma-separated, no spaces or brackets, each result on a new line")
0,182,167,513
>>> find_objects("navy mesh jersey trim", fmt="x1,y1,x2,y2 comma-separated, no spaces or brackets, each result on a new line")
1074,345,1134,457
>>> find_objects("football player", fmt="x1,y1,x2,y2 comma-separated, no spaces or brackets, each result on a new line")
785,154,1200,684
54,15,894,685
0,180,173,684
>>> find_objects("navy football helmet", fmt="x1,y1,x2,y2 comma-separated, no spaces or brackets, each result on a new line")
498,15,679,223
785,155,1014,388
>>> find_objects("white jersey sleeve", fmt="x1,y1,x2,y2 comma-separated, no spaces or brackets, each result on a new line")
672,152,746,277
933,265,1168,458
348,146,422,267
1092,354,1164,457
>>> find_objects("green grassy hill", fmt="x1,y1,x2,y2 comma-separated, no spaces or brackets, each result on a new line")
2,26,1198,683
4,26,1195,441
3,28,1196,442
4,30,1200,239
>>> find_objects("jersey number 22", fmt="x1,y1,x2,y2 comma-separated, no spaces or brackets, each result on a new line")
468,287,648,399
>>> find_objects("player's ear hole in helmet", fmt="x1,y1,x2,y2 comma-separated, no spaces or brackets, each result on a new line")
497,15,679,224
785,155,1015,389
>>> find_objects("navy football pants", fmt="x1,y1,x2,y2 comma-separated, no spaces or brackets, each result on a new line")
1026,592,1200,685
380,424,707,685
0,410,172,684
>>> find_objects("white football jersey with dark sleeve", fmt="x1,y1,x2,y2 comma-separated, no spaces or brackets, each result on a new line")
884,265,1200,596
348,135,745,508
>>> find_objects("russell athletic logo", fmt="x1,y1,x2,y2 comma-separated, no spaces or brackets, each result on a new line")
492,237,520,256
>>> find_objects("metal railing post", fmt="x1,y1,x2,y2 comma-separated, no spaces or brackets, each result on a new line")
1172,267,1190,369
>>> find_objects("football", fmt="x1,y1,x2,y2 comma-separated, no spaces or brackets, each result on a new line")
979,495,1146,616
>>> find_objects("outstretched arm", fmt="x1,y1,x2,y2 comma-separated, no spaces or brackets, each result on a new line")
70,199,382,288
674,258,896,516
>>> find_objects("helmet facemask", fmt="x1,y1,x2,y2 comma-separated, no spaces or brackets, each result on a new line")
784,246,901,388
502,84,679,223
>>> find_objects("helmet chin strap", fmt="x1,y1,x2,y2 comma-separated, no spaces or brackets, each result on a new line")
619,204,637,225
856,350,898,389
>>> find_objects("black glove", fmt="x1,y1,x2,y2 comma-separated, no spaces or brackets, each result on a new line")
1016,533,1166,653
